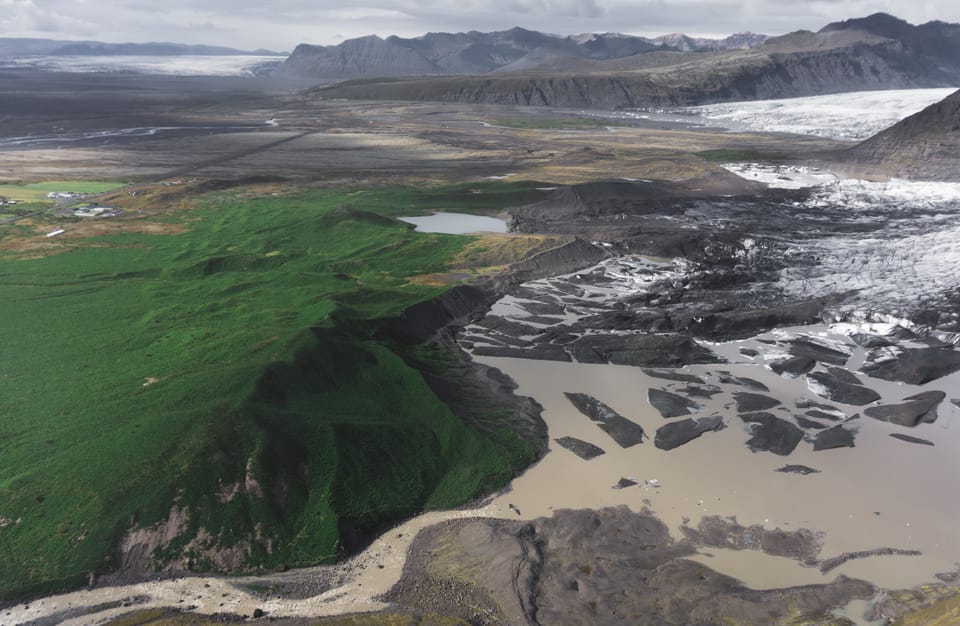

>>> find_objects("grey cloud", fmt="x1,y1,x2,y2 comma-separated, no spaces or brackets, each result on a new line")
0,0,98,35
484,0,605,18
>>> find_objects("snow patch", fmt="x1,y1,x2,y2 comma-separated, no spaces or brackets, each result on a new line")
721,164,838,189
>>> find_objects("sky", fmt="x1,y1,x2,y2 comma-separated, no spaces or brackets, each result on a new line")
2,0,960,52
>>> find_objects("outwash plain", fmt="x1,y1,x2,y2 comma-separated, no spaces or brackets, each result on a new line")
2,68,960,626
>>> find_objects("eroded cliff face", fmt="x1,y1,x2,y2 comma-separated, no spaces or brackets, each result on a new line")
274,28,758,80
282,13,960,93
306,16,960,109
279,36,441,79
314,40,955,110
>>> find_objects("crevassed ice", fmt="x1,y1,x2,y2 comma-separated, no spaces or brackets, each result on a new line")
728,168,960,314
683,88,958,141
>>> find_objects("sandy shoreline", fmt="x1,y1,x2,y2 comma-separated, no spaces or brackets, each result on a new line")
5,504,507,624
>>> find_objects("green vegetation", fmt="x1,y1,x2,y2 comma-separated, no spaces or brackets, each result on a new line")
0,183,539,601
893,595,960,625
0,180,122,203
0,202,48,222
889,588,960,626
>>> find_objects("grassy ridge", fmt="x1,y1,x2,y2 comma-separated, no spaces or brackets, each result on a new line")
0,183,540,600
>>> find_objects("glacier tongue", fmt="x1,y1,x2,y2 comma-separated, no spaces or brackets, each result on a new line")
722,166,960,319
681,88,958,141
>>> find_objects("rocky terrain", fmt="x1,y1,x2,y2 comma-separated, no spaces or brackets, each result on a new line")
388,507,877,625
275,27,765,79
461,165,960,403
311,14,960,108
840,89,960,181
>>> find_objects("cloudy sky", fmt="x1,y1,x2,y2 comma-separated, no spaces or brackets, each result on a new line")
2,0,959,52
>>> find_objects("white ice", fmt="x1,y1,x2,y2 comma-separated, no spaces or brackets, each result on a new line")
721,163,839,189
682,88,958,141
0,55,282,77
716,170,960,316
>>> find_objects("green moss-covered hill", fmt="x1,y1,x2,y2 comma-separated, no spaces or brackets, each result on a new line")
0,183,544,602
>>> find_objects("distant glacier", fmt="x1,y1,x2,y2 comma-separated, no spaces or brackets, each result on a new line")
680,88,959,141
0,54,283,77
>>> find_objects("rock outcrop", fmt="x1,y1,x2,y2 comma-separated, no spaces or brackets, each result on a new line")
841,89,960,181
565,392,647,447
654,416,726,450
387,507,875,625
276,27,763,80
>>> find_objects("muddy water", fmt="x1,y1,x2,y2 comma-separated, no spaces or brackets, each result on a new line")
686,548,829,589
477,324,960,591
8,337,958,625
9,328,958,625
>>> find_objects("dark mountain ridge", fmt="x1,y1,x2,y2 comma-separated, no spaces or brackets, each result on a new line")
276,26,765,79
307,13,960,109
841,89,960,181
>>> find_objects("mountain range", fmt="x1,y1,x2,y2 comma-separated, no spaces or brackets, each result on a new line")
2,14,958,112
276,27,767,78
301,13,960,108
0,38,283,57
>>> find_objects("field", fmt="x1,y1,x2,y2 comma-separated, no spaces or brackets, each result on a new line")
0,180,123,203
0,181,543,601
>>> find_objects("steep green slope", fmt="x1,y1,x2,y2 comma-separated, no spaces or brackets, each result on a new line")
0,184,540,601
